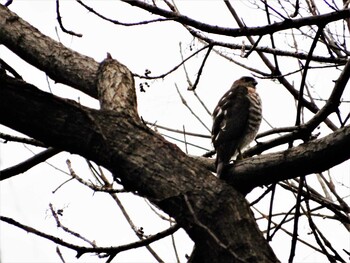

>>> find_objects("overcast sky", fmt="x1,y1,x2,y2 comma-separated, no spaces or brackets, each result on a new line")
1,1,349,262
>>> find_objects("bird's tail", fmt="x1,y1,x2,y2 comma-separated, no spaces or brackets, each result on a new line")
215,157,228,178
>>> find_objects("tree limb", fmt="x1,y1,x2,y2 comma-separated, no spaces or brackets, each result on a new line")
0,215,180,258
0,147,61,180
0,5,98,97
124,1,350,38
0,72,278,262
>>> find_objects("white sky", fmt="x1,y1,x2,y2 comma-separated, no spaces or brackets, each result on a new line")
0,1,349,262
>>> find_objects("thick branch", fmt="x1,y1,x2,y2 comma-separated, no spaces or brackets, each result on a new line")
0,74,278,262
226,125,350,194
193,123,350,194
0,5,98,97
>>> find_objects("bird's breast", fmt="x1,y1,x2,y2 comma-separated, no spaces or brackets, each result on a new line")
239,91,262,149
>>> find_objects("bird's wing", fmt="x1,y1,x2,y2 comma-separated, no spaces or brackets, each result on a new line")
212,86,251,149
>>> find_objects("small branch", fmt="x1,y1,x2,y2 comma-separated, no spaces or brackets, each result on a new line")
65,160,126,193
0,215,180,259
76,0,171,26
56,246,66,263
179,41,194,88
279,182,350,227
193,90,212,116
319,173,350,214
55,0,82,37
256,126,298,139
266,184,276,242
288,177,304,263
263,1,281,76
183,125,188,154
145,121,210,138
135,44,211,80
269,202,300,241
244,35,263,58
0,132,46,147
290,0,300,18
170,221,180,263
0,58,22,79
158,133,210,152
175,83,211,132
0,148,61,181
4,0,13,6
0,215,84,252
178,42,212,116
94,168,164,263
249,184,275,206
188,44,213,91
304,183,346,262
295,26,324,127
253,207,325,255
49,203,97,248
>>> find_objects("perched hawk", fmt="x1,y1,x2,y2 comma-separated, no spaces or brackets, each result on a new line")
212,76,262,178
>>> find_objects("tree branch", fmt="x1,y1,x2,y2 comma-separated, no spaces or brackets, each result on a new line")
225,125,350,194
0,73,278,262
124,1,350,37
0,147,61,180
0,5,98,97
0,215,180,258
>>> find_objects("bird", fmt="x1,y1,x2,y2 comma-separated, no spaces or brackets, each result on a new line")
211,76,262,178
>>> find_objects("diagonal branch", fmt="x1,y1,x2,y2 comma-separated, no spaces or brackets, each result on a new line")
0,215,180,258
0,5,98,97
0,148,61,180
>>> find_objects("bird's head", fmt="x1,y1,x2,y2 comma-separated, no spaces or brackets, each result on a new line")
236,76,258,87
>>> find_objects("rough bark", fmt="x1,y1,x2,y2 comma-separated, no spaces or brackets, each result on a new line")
0,5,98,97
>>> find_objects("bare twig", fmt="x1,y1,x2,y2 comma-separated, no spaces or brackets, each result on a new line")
175,83,211,132
56,246,66,263
252,207,325,255
295,26,324,127
76,0,171,26
304,182,346,262
266,184,276,242
0,58,22,79
145,121,210,138
0,215,179,259
188,44,213,91
56,0,82,37
0,132,45,147
49,203,97,247
289,177,305,263
93,167,165,263
134,45,211,80
183,125,188,154
65,160,125,193
1,148,61,181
